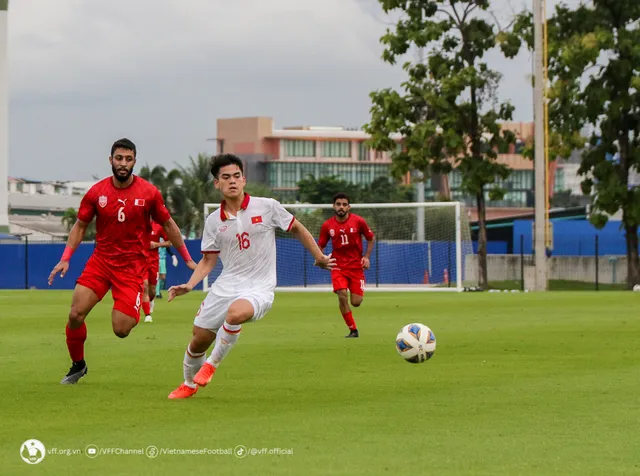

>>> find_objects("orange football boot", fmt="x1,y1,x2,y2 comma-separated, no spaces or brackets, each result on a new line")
193,362,216,387
168,383,198,399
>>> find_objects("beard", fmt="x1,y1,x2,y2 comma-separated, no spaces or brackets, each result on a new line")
334,209,347,217
112,165,133,183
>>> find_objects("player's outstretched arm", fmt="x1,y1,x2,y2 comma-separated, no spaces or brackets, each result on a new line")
150,240,172,250
161,218,197,270
167,253,218,302
48,219,90,285
289,220,336,270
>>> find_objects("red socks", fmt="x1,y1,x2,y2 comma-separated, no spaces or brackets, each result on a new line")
66,322,87,362
342,311,357,330
142,301,151,315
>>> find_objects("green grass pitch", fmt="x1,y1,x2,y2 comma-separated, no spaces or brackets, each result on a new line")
1,290,639,475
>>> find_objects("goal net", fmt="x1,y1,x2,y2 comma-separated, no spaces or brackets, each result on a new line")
202,201,478,292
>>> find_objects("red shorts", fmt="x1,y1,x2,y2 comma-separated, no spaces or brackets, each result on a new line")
331,268,365,296
145,259,159,286
77,253,145,322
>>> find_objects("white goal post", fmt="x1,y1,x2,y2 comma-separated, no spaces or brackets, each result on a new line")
201,201,477,292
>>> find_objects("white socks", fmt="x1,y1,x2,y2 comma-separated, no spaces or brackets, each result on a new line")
183,346,206,388
207,322,242,368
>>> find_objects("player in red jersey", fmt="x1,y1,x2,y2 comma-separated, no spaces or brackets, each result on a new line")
48,138,197,384
318,193,375,338
141,219,172,323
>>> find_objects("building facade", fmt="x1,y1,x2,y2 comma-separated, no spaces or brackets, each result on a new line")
212,117,405,202
213,117,559,218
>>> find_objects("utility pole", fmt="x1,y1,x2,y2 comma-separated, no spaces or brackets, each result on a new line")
0,1,9,233
533,0,548,290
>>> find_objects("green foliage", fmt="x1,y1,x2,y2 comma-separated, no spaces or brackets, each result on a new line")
364,0,518,287
507,1,640,286
61,207,96,241
296,175,414,205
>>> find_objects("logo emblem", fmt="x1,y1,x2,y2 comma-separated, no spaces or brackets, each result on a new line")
134,199,145,206
117,199,127,205
251,216,262,224
329,229,335,237
99,196,108,208
219,225,228,233
20,439,46,465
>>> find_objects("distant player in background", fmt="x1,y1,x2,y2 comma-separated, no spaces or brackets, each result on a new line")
48,138,197,384
166,154,335,399
156,242,178,299
142,219,172,323
318,193,375,338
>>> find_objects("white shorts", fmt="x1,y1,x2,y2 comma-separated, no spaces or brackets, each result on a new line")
193,289,274,332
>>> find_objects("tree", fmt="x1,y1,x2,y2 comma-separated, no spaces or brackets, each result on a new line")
138,164,181,202
61,207,96,241
508,1,640,288
297,175,361,204
359,176,414,203
364,0,516,288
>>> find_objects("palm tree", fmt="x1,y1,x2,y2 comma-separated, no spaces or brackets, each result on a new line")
138,164,181,202
61,208,77,232
61,207,96,240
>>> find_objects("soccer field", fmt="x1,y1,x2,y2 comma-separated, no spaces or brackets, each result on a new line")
1,290,639,475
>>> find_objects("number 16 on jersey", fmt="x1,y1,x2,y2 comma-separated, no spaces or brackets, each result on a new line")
236,232,251,250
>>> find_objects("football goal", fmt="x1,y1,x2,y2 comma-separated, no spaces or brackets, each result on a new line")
201,201,478,292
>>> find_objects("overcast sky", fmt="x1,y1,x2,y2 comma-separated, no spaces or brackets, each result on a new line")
8,0,568,181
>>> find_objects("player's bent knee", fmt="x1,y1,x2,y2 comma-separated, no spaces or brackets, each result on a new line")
226,301,254,325
114,329,130,339
68,307,87,325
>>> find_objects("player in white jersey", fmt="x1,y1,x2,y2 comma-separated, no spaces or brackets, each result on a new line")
167,154,336,399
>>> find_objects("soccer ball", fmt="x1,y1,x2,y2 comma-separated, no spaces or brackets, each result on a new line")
395,323,436,363
634,284,640,292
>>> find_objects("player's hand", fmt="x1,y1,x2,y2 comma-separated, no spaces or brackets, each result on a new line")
314,253,336,270
171,255,179,267
186,260,197,270
48,261,70,286
150,241,160,250
168,284,192,302
361,257,371,270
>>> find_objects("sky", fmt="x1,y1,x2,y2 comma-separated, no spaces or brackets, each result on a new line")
8,0,565,181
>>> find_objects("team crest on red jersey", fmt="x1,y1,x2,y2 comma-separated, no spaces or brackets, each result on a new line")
134,199,145,206
329,229,335,237
98,195,107,208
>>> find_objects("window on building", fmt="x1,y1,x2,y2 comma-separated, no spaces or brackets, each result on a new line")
299,163,316,182
322,141,351,158
268,163,279,188
281,162,298,187
554,167,565,192
358,142,369,161
284,140,315,157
